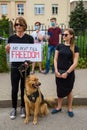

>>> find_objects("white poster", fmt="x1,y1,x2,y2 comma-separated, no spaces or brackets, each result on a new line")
10,43,42,62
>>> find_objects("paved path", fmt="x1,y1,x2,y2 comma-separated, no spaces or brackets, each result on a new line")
0,69,87,130
0,69,87,107
0,106,87,130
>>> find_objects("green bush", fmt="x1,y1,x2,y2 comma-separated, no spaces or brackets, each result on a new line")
0,43,87,73
0,42,9,72
42,44,87,69
77,57,87,69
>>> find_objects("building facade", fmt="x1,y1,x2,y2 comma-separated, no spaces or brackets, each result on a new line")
0,0,70,29
70,0,87,12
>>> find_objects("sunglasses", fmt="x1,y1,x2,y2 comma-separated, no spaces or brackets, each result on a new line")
15,23,23,27
62,34,69,37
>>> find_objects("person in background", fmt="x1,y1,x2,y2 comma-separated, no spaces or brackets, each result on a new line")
51,28,79,117
31,21,45,74
44,17,62,74
5,17,34,120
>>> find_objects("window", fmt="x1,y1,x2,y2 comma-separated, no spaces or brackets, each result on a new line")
34,4,44,15
1,4,7,15
52,4,58,15
17,4,24,15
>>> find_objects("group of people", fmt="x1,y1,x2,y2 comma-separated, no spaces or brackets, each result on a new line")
30,17,61,74
5,16,79,120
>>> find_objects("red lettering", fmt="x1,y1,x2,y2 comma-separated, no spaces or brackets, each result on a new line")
11,51,40,60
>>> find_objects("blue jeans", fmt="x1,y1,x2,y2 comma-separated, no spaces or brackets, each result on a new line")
45,45,56,73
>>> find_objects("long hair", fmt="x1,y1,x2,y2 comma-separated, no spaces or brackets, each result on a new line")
64,28,75,59
14,17,27,31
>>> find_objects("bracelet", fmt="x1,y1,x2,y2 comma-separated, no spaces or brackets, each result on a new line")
66,72,69,76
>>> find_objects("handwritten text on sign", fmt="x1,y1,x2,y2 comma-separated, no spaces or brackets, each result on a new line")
10,43,42,62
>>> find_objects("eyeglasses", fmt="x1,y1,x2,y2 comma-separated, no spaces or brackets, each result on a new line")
62,34,69,37
15,23,23,27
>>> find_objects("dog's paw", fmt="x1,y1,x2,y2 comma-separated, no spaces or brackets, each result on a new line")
24,118,29,124
33,120,37,125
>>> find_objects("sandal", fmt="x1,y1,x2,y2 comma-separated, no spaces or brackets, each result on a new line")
30,71,35,74
39,70,44,74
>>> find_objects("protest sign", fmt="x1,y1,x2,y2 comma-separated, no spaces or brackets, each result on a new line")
10,43,42,62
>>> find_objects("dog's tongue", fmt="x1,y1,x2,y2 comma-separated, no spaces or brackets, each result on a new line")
32,82,41,88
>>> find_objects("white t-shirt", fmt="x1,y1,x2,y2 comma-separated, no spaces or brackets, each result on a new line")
31,30,45,45
31,30,45,61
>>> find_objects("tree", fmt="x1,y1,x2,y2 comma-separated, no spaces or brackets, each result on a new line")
0,42,9,72
69,0,87,34
0,15,9,37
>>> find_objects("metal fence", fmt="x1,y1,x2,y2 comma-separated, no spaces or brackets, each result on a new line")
1,25,87,59
26,28,87,59
75,32,87,59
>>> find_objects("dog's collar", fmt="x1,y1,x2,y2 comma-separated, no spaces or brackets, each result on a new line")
25,90,39,103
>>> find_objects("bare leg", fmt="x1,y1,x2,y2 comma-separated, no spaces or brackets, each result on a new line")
32,62,36,72
51,97,63,114
67,91,73,111
56,97,63,110
38,62,42,71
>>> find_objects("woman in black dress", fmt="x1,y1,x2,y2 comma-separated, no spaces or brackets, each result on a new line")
51,28,79,117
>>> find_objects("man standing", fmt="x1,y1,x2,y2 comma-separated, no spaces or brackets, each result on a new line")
44,17,62,74
31,22,45,74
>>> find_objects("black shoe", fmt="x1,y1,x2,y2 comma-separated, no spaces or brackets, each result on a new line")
10,108,16,120
68,111,74,117
51,108,62,114
52,71,55,74
20,107,26,118
43,71,49,74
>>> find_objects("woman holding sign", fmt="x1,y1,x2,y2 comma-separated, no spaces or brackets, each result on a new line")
5,17,34,120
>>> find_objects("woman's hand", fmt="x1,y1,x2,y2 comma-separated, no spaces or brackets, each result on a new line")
61,72,68,79
5,44,10,53
55,71,62,78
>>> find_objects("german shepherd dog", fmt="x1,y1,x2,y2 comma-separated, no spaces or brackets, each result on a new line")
24,75,49,125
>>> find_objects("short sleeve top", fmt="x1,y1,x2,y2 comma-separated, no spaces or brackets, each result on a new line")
8,33,34,67
8,34,34,44
56,43,79,70
31,31,45,44
48,27,61,46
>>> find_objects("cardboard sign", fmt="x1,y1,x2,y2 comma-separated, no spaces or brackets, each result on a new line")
10,43,42,62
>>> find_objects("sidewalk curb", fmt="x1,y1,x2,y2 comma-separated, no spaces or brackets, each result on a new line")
0,98,87,108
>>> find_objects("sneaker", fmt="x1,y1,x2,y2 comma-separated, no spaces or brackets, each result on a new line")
20,107,26,118
43,70,49,74
10,108,16,120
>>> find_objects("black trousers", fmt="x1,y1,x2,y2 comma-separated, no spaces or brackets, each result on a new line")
11,66,30,109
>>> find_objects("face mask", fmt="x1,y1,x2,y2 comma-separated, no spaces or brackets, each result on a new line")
34,25,40,30
50,22,56,27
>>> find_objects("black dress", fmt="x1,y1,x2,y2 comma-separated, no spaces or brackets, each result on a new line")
56,43,79,98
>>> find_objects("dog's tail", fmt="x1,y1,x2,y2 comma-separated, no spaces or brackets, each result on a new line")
44,98,58,108
40,93,57,108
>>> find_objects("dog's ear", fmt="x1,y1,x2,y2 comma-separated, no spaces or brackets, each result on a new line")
26,75,30,80
26,76,30,85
